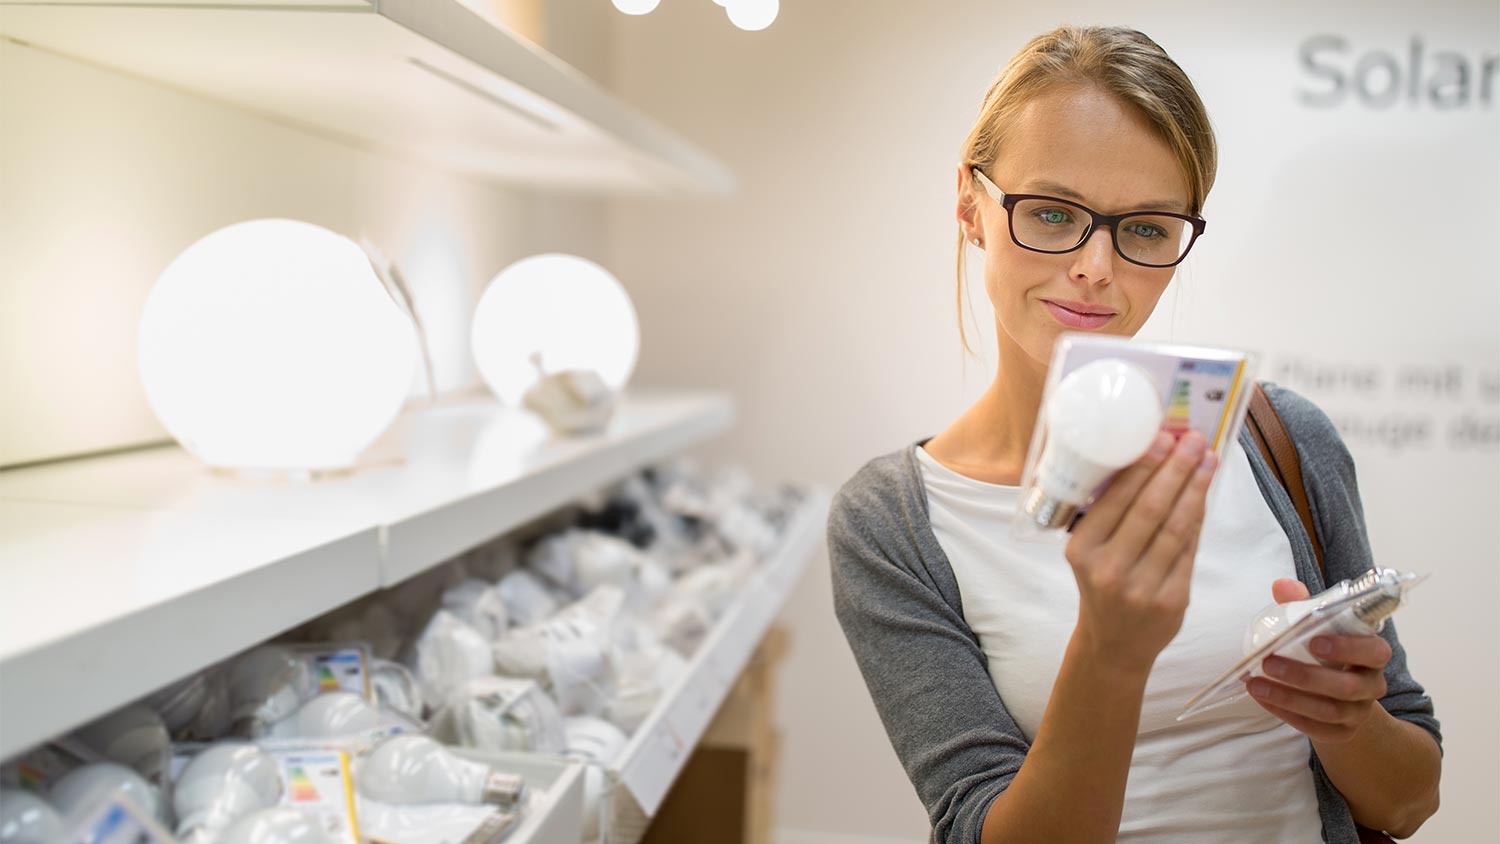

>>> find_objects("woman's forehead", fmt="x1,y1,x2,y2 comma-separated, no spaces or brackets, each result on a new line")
994,86,1191,214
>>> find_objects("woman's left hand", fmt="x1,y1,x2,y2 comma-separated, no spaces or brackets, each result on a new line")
1244,578,1393,744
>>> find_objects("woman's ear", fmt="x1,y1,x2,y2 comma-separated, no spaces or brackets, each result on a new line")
955,164,982,244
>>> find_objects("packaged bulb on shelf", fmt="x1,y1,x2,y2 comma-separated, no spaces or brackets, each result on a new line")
429,677,568,756
563,718,627,767
369,660,426,723
217,808,338,844
357,736,524,809
142,673,211,735
651,597,714,658
227,646,317,736
460,539,520,584
48,763,161,823
71,705,171,783
0,789,64,844
439,579,509,642
267,692,381,741
172,743,283,842
494,571,560,628
410,611,496,706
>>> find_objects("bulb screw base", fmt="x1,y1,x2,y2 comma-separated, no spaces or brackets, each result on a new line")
481,771,526,808
1022,487,1080,530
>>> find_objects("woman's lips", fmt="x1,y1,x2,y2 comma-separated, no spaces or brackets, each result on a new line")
1043,300,1115,329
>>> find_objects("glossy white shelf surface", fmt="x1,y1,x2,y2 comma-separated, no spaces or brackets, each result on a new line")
0,0,734,195
0,391,734,759
611,491,828,817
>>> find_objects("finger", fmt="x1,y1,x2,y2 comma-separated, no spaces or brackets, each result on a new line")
1070,431,1174,546
1271,578,1310,604
1156,530,1199,608
1105,431,1209,562
1245,676,1371,725
1133,449,1216,591
1261,656,1388,702
1249,698,1358,744
1306,635,1394,670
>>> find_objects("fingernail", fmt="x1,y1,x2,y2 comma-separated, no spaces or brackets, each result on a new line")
1263,658,1285,679
1147,432,1172,460
1195,452,1218,479
1248,679,1271,698
1310,638,1332,657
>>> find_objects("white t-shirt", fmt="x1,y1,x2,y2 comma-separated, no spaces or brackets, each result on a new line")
915,438,1323,842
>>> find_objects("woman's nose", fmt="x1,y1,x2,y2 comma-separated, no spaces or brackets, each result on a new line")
1068,226,1116,286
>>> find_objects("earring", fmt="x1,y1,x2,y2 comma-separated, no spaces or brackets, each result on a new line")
971,236,983,248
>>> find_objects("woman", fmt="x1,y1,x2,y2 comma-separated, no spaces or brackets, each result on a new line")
828,26,1441,844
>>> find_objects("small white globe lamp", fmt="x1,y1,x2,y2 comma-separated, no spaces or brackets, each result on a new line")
727,0,778,31
470,254,639,408
137,219,418,473
612,0,660,15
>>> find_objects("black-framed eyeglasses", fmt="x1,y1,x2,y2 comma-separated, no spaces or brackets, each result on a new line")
971,168,1207,268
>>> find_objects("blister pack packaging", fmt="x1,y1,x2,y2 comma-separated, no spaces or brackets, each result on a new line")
1013,333,1258,541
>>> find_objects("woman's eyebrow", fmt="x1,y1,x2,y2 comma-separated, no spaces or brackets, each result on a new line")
1024,179,1187,213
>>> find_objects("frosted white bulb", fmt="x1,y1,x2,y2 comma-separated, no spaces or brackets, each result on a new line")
268,692,381,740
370,659,426,722
495,570,559,628
72,705,171,781
562,718,627,765
470,254,639,407
412,611,496,704
228,646,316,732
441,579,509,641
218,808,337,844
611,0,659,14
48,764,159,821
1243,585,1397,678
0,789,63,844
173,743,282,838
1025,359,1163,529
138,218,417,471
358,736,522,807
726,0,779,31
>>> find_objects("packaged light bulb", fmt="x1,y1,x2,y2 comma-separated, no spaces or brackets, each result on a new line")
48,763,162,824
353,737,522,844
427,677,568,756
493,571,560,629
369,660,426,723
1014,334,1258,539
227,647,318,737
439,580,509,642
70,706,172,783
171,743,283,842
0,789,64,844
409,611,496,706
217,807,338,844
1179,567,1428,721
266,693,382,742
58,790,176,844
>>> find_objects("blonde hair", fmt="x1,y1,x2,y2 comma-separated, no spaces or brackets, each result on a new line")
956,25,1218,354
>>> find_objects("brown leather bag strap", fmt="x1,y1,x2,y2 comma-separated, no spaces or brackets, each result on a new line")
1246,383,1327,583
1247,385,1395,844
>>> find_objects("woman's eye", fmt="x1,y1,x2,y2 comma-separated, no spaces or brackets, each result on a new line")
1126,222,1166,239
1036,208,1072,225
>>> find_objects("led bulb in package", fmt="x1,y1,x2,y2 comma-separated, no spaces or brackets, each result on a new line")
1179,567,1428,721
0,788,64,844
49,763,162,824
428,677,567,756
1015,334,1258,538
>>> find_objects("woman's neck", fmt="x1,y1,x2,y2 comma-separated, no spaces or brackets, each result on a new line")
926,335,1049,485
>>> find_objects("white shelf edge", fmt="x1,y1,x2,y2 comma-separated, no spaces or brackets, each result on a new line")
612,490,830,816
0,0,735,196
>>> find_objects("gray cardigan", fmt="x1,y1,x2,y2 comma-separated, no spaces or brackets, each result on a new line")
828,383,1441,844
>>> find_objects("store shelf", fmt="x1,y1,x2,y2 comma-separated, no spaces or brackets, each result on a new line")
609,491,828,818
0,391,734,760
0,0,734,195
453,751,585,844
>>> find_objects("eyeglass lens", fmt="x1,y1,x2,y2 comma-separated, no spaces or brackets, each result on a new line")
1011,198,1192,266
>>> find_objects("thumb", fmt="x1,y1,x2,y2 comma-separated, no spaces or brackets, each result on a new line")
1272,578,1310,604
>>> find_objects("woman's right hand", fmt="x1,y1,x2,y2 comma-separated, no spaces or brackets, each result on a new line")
1064,430,1219,674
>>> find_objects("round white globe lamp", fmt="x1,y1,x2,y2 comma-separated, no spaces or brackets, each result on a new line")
470,254,639,408
138,219,417,473
611,0,660,15
727,0,778,31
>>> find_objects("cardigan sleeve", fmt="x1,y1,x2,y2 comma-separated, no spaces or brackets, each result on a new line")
1262,383,1443,751
828,454,1031,844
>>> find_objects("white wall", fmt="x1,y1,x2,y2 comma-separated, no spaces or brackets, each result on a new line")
0,6,613,468
604,1,1498,841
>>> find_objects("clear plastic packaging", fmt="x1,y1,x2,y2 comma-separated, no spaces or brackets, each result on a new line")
1178,568,1428,721
70,706,173,785
59,790,176,844
0,788,64,844
427,678,568,756
408,612,497,707
439,580,510,643
1014,334,1258,540
368,660,426,724
48,763,163,825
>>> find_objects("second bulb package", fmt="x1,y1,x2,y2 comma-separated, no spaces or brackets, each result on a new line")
1014,333,1258,539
